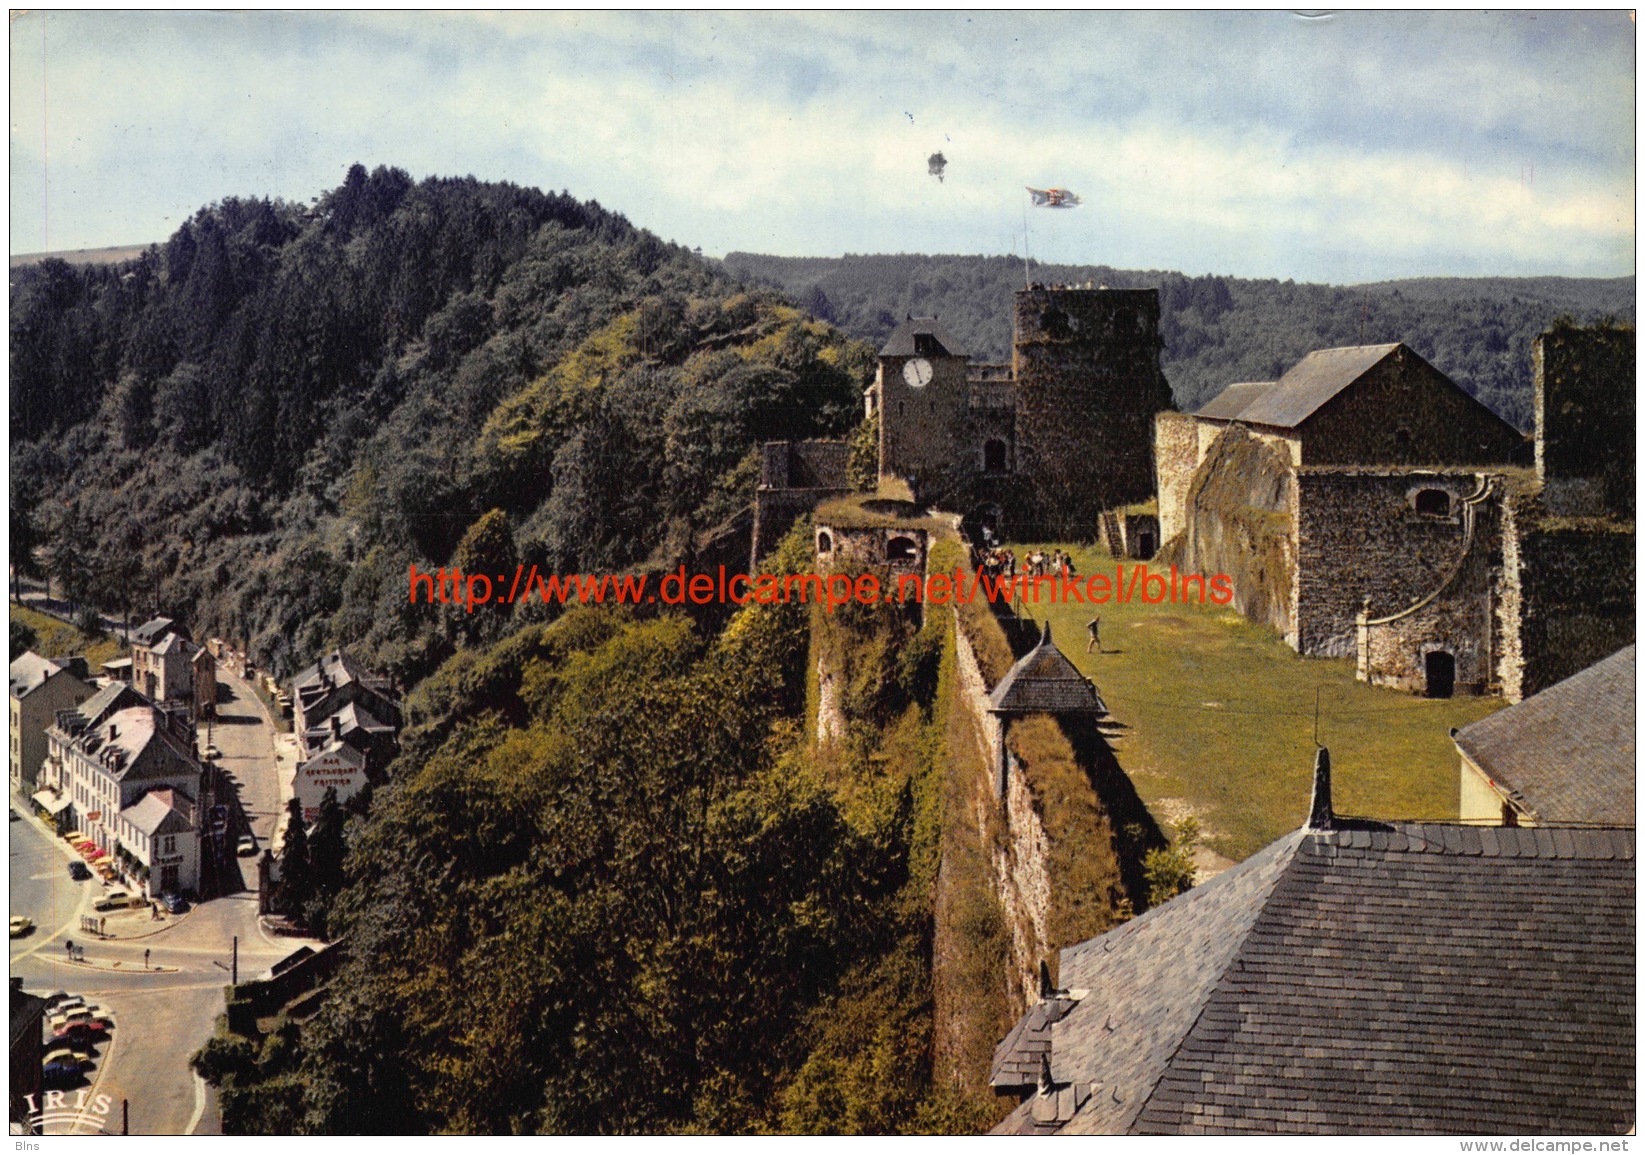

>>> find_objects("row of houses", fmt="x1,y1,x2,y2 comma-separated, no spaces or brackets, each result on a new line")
11,614,399,901
290,650,401,824
989,642,1636,1135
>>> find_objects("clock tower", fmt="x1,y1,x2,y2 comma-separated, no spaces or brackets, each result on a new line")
873,317,971,496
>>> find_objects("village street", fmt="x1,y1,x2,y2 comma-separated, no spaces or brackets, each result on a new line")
10,668,314,1135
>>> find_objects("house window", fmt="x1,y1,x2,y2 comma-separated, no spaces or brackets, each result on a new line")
163,835,176,854
886,536,918,563
1414,489,1450,517
817,531,833,554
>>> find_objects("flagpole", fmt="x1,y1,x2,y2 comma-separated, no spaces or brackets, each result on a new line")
1022,193,1031,288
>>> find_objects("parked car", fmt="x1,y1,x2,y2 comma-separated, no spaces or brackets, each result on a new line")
42,991,74,1012
160,892,189,915
45,997,87,1019
42,1054,82,1085
202,745,222,760
237,834,258,857
93,890,139,912
68,861,92,881
9,915,34,938
53,1016,111,1040
9,807,19,821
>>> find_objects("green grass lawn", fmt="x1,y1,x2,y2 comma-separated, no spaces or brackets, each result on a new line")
1002,544,1506,862
10,603,128,670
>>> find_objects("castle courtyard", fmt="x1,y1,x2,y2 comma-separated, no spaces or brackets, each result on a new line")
1008,543,1507,863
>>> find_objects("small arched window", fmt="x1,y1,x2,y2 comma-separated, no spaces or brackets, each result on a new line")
1414,489,1450,517
816,531,833,554
885,536,918,563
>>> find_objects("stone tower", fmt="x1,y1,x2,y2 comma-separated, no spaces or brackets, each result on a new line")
1012,286,1172,537
875,317,971,500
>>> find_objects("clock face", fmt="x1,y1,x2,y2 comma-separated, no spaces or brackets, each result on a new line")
903,358,934,388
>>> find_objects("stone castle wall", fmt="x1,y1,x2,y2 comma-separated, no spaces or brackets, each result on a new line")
1179,426,1298,642
1012,288,1173,538
1535,326,1636,517
1154,411,1199,547
1516,526,1636,696
1297,470,1499,663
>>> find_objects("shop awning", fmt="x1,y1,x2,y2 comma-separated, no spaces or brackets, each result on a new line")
30,791,71,816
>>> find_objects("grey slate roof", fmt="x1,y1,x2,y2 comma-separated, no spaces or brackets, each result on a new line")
1453,645,1635,825
995,821,1636,1136
130,617,177,647
10,651,64,698
988,622,1107,715
878,316,966,359
1198,344,1401,429
1195,380,1277,421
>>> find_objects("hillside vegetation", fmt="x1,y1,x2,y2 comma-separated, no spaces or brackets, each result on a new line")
721,252,1635,427
11,167,872,685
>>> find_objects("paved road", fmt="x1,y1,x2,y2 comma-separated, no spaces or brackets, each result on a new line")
10,671,311,1135
206,670,284,884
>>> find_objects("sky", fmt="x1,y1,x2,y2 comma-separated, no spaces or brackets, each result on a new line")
8,10,1637,284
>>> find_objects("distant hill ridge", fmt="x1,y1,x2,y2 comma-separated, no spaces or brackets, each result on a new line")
721,252,1635,427
10,243,153,269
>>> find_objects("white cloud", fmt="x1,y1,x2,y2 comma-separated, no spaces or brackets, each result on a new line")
8,10,1634,281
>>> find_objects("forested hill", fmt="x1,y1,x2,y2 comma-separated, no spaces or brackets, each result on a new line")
720,252,1635,428
11,165,871,684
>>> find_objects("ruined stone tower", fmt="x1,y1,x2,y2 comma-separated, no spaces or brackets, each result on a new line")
1012,287,1172,537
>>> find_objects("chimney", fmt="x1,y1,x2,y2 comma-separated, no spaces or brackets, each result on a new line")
1038,1053,1054,1097
330,715,341,738
108,724,117,740
1308,746,1333,830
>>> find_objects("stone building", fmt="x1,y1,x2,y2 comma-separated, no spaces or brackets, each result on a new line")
1534,323,1634,518
127,616,217,721
9,651,93,792
1156,331,1633,701
750,440,853,566
866,286,1173,541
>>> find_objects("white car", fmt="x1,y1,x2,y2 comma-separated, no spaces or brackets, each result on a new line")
237,834,258,857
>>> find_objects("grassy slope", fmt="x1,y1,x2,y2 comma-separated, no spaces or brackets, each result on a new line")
11,603,128,669
1003,544,1505,862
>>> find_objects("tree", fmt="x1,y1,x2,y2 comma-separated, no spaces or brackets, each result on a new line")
304,788,347,937
10,620,38,660
278,798,312,919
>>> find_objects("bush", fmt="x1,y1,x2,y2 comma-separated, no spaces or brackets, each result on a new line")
1142,816,1200,908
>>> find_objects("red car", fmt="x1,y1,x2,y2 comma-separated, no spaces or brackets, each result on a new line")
53,1015,111,1039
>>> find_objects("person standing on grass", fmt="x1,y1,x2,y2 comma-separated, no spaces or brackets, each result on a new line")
1086,615,1102,654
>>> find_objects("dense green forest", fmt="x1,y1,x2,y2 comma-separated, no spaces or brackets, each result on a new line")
10,167,995,1134
11,166,871,686
721,252,1635,428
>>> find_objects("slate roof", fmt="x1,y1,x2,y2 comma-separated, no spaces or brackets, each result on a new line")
123,787,195,837
1453,646,1635,825
878,316,967,359
1197,344,1401,430
72,682,146,728
130,617,177,647
1195,381,1276,421
988,622,1107,715
10,651,64,699
995,821,1636,1136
